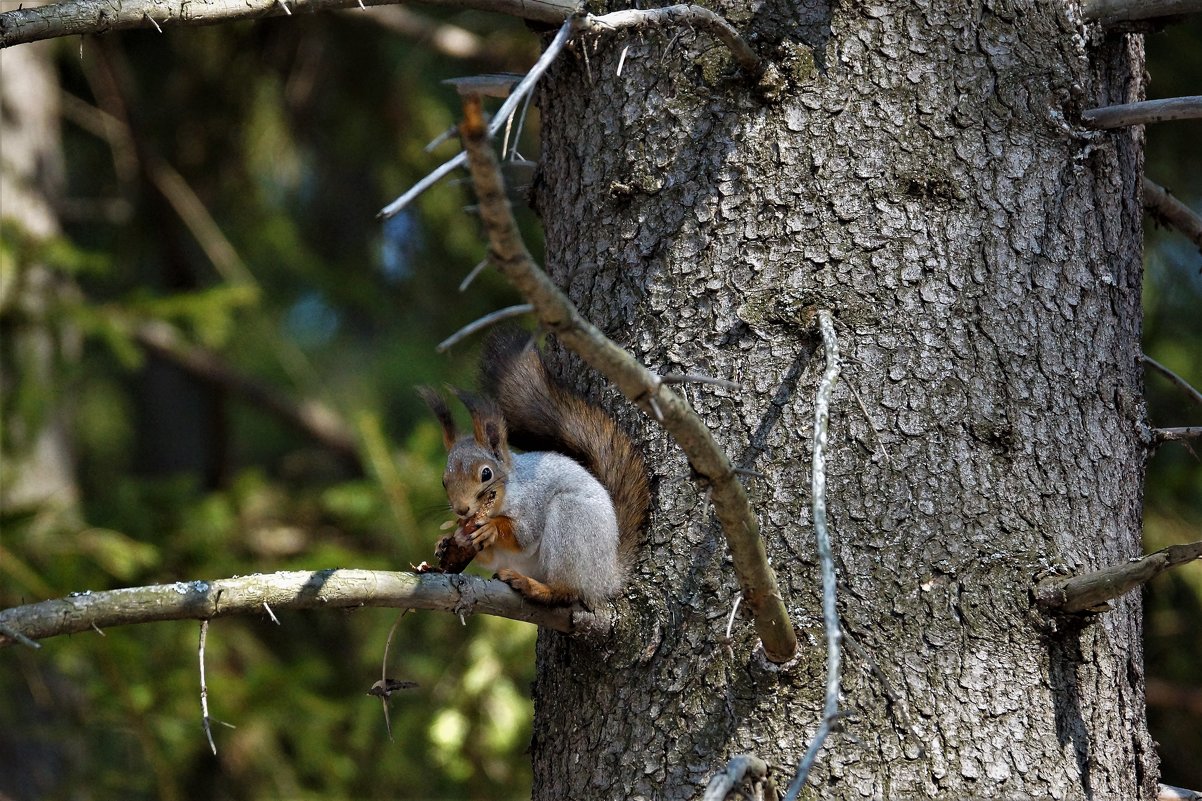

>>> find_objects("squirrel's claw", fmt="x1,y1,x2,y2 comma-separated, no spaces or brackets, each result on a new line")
468,520,499,548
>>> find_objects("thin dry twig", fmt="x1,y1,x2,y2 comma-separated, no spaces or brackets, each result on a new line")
436,304,534,352
1143,353,1202,408
456,93,797,663
376,609,411,740
661,372,743,391
1034,540,1202,614
783,309,842,800
1142,178,1202,256
343,6,493,64
378,15,578,219
199,620,217,755
134,321,361,464
458,258,490,292
580,5,774,86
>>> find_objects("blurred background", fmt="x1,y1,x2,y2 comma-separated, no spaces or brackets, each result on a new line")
0,8,1198,800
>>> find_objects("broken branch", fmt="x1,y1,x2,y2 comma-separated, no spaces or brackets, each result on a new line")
1082,0,1202,24
703,754,771,801
1083,96,1202,129
1153,427,1202,444
1142,177,1202,256
1034,540,1202,614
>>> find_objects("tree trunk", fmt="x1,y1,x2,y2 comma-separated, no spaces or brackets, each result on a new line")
0,39,80,524
532,2,1155,799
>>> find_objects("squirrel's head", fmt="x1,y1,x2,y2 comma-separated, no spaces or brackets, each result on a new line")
418,387,511,520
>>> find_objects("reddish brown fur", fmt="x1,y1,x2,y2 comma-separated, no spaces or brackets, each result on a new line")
480,330,651,565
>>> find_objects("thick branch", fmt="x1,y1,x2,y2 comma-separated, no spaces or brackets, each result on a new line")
1034,540,1202,614
1082,96,1202,129
0,570,606,647
0,0,579,48
456,95,798,663
134,320,361,464
1082,0,1202,24
1143,177,1202,256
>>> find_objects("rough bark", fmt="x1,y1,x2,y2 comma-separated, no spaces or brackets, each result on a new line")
531,1,1153,799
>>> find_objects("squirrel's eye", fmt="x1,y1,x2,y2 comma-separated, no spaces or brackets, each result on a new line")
480,467,493,482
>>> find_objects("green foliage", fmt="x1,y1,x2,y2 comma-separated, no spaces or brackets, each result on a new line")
1,11,542,801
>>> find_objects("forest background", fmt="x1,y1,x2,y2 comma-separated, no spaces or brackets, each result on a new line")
0,6,1199,800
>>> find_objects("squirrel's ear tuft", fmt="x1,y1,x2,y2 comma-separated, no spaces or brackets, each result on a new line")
483,419,506,458
455,390,509,461
417,386,457,451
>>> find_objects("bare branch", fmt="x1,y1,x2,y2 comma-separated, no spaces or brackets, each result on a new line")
0,622,41,649
459,258,490,292
1083,96,1202,130
0,570,608,647
1143,177,1202,256
199,620,218,755
1153,426,1202,444
1034,540,1202,614
661,372,743,391
0,0,579,48
580,5,781,92
378,14,578,219
436,303,534,352
456,94,798,663
343,6,491,63
1082,0,1202,24
133,320,362,464
784,309,843,800
703,754,771,801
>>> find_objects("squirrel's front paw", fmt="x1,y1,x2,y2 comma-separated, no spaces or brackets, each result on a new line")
466,520,499,548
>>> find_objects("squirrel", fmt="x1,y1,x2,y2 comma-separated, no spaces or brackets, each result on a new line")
418,330,650,607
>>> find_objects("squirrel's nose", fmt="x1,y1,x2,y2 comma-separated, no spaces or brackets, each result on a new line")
454,505,470,518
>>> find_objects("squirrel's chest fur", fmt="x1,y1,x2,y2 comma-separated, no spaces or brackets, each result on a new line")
478,451,622,598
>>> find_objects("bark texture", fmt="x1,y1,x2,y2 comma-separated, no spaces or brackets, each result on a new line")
531,1,1154,799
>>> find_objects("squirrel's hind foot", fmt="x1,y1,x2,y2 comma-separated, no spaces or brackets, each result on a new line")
495,569,579,606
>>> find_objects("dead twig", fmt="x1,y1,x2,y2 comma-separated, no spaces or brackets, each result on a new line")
436,304,534,352
1082,96,1202,129
1034,540,1202,613
783,309,843,799
1142,177,1202,256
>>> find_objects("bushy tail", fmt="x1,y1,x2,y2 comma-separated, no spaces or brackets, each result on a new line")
480,329,650,560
